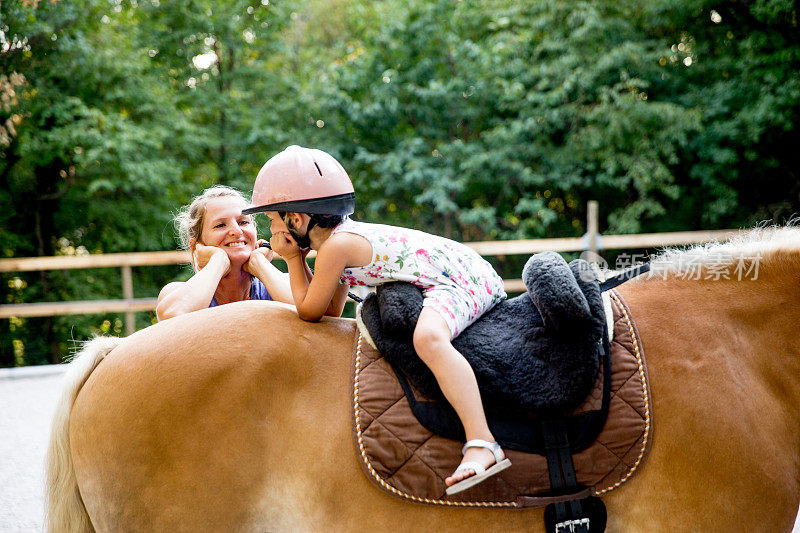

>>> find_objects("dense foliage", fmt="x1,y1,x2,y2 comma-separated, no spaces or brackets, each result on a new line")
1,0,798,364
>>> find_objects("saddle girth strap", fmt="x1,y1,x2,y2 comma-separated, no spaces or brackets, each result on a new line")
539,323,613,533
542,418,586,518
541,418,604,532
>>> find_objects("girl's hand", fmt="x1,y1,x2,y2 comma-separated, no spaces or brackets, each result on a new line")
193,243,230,274
243,240,275,275
270,231,302,261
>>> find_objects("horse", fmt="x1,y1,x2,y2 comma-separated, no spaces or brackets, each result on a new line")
45,227,800,532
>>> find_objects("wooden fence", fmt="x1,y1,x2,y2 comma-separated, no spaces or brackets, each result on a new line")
0,202,738,335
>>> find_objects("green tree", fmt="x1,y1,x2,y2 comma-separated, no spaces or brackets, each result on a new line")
315,0,703,241
643,0,800,227
131,0,303,191
0,0,187,363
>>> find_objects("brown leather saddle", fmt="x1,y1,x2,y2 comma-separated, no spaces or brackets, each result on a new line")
351,290,651,509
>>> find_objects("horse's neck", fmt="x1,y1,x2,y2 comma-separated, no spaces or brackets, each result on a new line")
715,271,800,389
622,271,800,427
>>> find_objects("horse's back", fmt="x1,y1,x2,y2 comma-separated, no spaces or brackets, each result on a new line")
606,280,800,532
68,302,547,532
69,301,357,532
66,280,800,532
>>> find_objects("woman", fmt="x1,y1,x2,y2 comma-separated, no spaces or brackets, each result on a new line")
156,186,294,321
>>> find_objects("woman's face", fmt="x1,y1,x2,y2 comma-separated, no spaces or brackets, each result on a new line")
199,197,257,262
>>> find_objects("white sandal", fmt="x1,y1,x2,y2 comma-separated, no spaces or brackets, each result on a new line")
445,439,512,495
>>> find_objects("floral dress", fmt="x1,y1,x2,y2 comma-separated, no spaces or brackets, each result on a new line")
332,219,506,338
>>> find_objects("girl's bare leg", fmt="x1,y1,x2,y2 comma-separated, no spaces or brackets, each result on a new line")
412,308,503,486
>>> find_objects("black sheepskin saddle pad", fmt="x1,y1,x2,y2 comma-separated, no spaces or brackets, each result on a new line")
358,251,606,421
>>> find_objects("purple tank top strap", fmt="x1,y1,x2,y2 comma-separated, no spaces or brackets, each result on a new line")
209,277,272,308
250,277,272,301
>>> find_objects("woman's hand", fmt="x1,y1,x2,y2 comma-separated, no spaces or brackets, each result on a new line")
158,243,232,321
270,231,302,261
193,243,230,274
243,240,274,275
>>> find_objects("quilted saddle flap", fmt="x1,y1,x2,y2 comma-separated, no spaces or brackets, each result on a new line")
351,290,652,508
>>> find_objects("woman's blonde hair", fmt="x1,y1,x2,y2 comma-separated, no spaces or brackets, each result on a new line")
174,186,252,250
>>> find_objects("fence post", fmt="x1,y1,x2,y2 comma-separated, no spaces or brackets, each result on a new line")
121,265,135,336
586,200,599,255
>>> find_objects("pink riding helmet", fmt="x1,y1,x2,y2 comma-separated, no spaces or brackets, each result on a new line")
243,145,355,216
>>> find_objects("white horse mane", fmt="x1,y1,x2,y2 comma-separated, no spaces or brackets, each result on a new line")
600,223,800,282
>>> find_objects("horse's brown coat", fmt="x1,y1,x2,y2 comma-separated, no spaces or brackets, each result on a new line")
353,291,651,506
60,240,800,532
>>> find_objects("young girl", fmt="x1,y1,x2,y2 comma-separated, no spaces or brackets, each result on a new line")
243,146,511,495
157,186,295,321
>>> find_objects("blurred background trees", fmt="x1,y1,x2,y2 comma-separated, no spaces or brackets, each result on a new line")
1,0,798,364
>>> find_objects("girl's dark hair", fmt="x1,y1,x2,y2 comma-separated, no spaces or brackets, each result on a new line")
279,212,345,228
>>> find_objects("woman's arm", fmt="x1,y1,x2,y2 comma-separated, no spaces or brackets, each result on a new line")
244,245,294,305
155,246,229,321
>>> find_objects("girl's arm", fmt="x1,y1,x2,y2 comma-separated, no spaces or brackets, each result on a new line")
301,249,314,285
327,279,350,317
298,249,348,315
275,233,354,321
156,245,229,321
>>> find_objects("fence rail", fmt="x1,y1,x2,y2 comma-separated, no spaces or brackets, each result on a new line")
0,202,739,335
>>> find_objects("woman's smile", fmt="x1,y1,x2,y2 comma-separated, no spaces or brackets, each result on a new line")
200,197,258,262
